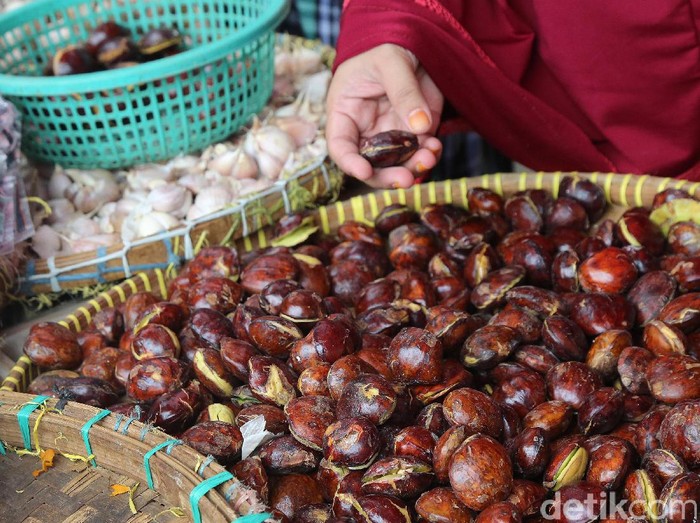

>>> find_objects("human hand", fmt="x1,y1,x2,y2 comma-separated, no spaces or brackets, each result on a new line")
326,44,444,188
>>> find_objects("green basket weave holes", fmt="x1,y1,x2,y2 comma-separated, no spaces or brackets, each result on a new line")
0,0,290,169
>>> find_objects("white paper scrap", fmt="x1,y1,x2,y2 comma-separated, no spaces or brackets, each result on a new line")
240,415,277,459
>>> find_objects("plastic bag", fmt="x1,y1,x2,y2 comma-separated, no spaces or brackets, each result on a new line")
0,96,33,255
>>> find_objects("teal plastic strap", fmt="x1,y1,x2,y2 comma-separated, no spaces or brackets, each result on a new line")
16,395,49,450
81,409,111,467
143,439,183,489
189,471,234,523
233,513,273,523
197,455,216,476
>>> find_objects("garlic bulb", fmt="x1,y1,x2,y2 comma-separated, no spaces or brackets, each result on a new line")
32,225,62,258
133,212,181,240
65,234,121,254
47,199,76,225
239,178,274,197
64,215,102,239
255,153,285,181
126,164,173,191
121,203,182,242
272,76,296,102
208,147,259,179
178,172,210,194
275,46,322,77
48,168,72,199
147,183,193,218
186,185,234,221
244,124,295,180
63,169,120,213
231,149,259,179
207,147,237,176
271,116,318,148
123,188,149,202
297,70,332,106
294,47,324,75
97,202,117,233
167,155,204,176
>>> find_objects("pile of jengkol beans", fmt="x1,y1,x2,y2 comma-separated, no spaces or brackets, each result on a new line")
22,175,700,523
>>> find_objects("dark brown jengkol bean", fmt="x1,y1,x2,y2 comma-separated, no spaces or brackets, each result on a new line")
359,130,419,168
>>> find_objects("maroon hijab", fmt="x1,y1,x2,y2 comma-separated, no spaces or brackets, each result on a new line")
335,0,700,180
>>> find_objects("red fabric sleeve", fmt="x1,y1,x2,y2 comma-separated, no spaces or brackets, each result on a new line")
334,0,700,180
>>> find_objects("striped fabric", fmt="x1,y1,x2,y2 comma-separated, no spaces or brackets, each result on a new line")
280,0,343,46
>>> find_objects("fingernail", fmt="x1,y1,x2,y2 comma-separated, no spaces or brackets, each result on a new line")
391,182,400,189
428,145,441,155
416,162,427,173
408,109,430,133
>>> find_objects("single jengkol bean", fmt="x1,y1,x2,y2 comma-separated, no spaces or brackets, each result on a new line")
359,130,419,168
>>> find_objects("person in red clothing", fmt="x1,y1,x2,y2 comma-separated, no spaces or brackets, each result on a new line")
326,0,700,188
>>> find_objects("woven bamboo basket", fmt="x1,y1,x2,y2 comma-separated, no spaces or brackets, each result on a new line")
2,171,699,521
232,171,700,251
20,159,342,296
4,171,700,391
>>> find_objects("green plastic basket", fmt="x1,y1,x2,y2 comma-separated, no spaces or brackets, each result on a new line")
0,0,290,169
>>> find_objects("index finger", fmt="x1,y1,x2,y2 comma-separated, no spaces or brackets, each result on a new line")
326,110,374,181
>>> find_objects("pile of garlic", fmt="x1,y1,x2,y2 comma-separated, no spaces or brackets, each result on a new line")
31,39,331,259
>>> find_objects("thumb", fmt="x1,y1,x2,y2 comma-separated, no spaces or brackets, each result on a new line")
379,51,432,134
